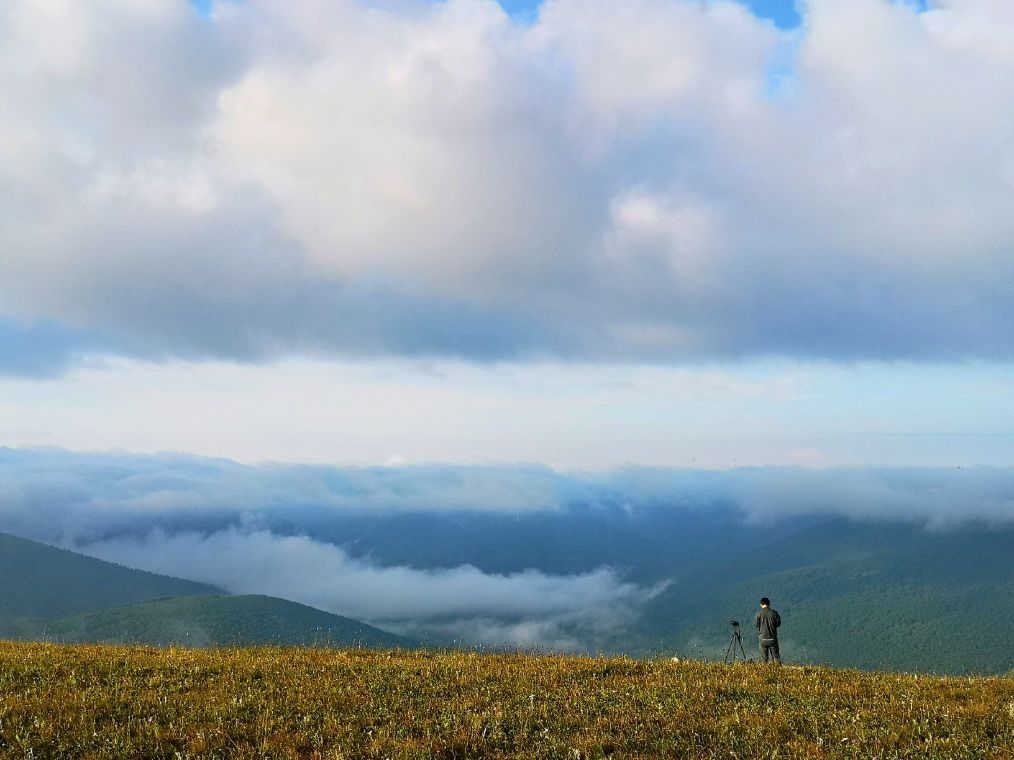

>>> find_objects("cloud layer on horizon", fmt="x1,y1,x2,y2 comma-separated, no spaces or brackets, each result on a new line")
5,447,1014,542
2,447,1014,647
4,0,1014,373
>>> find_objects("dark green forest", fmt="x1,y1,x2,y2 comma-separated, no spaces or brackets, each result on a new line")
3,516,1013,674
0,532,410,650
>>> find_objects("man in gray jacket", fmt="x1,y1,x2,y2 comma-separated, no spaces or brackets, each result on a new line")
754,597,781,663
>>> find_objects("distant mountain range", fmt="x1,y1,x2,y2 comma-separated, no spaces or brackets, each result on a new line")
5,509,1014,674
294,505,1014,674
629,517,1014,674
0,531,413,649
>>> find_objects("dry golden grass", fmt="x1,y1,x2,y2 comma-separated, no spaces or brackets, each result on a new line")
1,641,1012,758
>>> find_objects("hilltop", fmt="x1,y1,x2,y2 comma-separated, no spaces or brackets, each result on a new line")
0,642,1011,758
0,531,411,650
36,593,415,649
0,531,218,619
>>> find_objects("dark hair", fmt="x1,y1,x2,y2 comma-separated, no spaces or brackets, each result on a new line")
760,597,770,606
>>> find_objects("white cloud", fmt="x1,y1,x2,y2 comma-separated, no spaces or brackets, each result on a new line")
536,0,773,128
77,527,659,649
211,0,594,300
2,0,1014,366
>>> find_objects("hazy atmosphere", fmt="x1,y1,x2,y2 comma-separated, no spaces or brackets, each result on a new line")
3,0,1014,653
2,447,1012,648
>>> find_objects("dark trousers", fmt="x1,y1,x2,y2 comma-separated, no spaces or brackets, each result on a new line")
760,639,780,663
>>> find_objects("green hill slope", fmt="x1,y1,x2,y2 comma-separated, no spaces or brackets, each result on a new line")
265,500,1014,674
0,531,219,620
0,533,413,650
634,519,1014,674
33,594,415,649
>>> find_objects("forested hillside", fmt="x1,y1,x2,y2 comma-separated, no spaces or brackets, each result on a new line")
5,515,1014,673
633,518,1014,674
35,594,415,649
293,509,1014,673
0,533,410,651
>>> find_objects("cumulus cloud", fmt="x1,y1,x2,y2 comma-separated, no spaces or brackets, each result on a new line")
2,0,1014,373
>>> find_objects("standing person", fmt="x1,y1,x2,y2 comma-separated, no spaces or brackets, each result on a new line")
754,597,781,663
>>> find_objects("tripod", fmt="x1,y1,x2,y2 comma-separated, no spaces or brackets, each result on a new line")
723,622,748,663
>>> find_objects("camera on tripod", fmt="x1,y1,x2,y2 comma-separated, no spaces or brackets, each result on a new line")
723,619,748,663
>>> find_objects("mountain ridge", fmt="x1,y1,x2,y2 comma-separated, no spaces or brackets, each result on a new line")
0,531,413,650
0,530,220,619
30,593,416,649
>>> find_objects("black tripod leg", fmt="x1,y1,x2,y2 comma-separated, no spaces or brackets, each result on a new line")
723,634,736,663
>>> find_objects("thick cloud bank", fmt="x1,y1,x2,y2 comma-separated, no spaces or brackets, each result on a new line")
5,448,1012,541
3,0,1014,372
83,528,656,649
2,447,1013,646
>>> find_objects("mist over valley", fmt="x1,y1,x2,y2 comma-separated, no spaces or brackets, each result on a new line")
3,447,1012,673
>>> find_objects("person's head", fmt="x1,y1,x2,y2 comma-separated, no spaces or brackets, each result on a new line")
759,597,770,608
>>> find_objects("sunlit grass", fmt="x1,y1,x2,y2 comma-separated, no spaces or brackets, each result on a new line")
1,641,1012,758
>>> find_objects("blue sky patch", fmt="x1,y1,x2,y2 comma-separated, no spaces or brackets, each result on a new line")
744,0,801,29
187,1,805,28
493,0,804,28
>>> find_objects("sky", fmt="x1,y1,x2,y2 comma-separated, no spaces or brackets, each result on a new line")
3,0,1014,647
2,0,1014,471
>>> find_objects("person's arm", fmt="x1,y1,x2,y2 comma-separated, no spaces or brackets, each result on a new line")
754,612,761,631
773,611,781,629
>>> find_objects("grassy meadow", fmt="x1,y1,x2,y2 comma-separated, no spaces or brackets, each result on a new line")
1,642,1013,759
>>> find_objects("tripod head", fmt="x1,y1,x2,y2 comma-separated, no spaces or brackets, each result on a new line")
729,620,740,627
